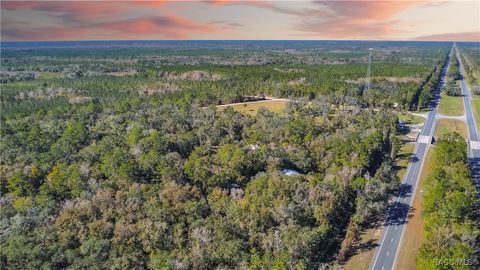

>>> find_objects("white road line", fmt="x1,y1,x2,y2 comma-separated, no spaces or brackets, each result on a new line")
391,49,453,270
371,59,448,268
371,223,391,268
470,141,480,150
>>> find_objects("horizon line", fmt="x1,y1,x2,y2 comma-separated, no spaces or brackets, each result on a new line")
2,39,479,43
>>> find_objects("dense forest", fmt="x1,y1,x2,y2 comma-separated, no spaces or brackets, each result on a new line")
1,41,473,269
444,48,462,96
417,133,479,269
1,98,400,269
415,51,450,109
1,42,447,117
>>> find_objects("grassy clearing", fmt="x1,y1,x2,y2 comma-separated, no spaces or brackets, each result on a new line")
435,119,468,140
397,113,425,125
39,72,63,79
472,99,480,129
216,100,288,115
438,94,464,116
396,147,434,270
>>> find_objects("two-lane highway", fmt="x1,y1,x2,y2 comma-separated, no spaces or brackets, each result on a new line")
455,45,480,195
369,46,453,270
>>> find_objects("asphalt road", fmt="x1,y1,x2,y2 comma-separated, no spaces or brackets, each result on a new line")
369,46,453,270
455,45,480,194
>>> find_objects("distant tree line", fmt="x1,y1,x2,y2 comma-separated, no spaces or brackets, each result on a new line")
414,50,450,110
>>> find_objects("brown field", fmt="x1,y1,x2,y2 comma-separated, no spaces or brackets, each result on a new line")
39,72,63,79
434,119,468,140
216,99,288,115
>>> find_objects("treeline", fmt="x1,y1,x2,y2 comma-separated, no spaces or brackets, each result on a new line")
1,43,448,118
1,61,439,117
417,133,479,269
1,42,447,70
0,72,37,84
459,46,480,95
1,95,400,269
444,50,462,96
414,49,450,110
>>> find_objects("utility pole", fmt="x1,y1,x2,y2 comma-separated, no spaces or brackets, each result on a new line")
366,48,373,92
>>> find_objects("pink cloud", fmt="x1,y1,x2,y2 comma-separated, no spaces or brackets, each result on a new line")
2,0,475,41
415,31,480,42
2,2,38,10
2,1,117,11
2,1,124,21
1,1,226,40
2,14,222,40
295,20,404,39
2,25,88,41
94,14,219,39
293,1,426,39
1,1,178,24
316,1,424,21
206,0,427,39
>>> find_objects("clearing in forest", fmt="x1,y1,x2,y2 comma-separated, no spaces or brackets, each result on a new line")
216,99,289,115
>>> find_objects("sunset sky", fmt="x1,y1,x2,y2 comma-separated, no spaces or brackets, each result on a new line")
1,0,479,41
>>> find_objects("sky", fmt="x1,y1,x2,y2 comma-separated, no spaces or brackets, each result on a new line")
1,0,479,41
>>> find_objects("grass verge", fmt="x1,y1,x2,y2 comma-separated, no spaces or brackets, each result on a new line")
343,224,382,270
438,94,464,116
395,142,415,180
434,119,468,140
395,147,434,270
397,113,425,125
472,99,480,129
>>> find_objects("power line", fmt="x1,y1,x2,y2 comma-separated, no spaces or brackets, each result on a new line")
366,48,373,92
